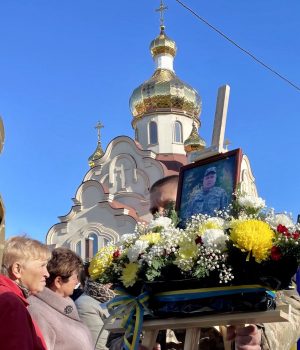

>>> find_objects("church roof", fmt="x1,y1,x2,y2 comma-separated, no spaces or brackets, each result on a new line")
129,26,201,126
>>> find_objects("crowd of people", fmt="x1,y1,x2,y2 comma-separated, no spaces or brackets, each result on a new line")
0,175,299,350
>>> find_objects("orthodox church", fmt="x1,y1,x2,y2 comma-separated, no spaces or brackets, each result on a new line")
46,20,256,261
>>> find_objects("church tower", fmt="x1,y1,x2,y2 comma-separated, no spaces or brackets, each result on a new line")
46,4,207,260
130,9,202,155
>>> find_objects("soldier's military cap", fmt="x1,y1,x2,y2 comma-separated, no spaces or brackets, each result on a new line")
204,166,217,177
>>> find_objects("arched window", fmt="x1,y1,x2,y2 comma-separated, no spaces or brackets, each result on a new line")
88,233,99,256
174,121,183,143
75,241,82,257
149,121,158,144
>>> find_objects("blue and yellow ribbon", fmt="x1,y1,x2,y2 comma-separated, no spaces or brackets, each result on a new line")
107,288,149,350
152,284,275,302
107,284,274,350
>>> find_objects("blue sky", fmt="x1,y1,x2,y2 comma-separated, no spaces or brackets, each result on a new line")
1,0,300,243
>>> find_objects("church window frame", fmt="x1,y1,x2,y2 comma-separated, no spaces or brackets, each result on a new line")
87,232,99,257
173,120,183,143
148,121,158,145
75,240,82,257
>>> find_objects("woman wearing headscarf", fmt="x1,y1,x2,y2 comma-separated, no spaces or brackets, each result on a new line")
28,247,93,350
0,236,50,349
75,278,115,349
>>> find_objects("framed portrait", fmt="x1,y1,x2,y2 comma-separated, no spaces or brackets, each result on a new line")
176,148,242,226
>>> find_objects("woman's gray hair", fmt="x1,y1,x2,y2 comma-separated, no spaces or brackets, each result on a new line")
2,236,50,276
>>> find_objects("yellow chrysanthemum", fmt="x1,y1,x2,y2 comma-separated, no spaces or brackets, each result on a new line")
230,219,275,262
89,245,115,280
177,241,198,260
139,232,161,244
120,262,140,287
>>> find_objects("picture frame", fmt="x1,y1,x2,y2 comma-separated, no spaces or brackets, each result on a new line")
176,148,242,226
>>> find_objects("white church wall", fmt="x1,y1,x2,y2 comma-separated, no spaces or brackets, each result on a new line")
239,154,258,197
80,182,104,209
134,113,197,154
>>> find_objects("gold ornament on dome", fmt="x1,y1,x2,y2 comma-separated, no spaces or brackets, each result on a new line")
130,10,202,126
184,123,206,153
130,68,202,125
88,121,104,168
156,0,168,29
152,1,175,56
150,30,177,57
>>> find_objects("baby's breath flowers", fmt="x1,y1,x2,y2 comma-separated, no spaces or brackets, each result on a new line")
193,245,234,284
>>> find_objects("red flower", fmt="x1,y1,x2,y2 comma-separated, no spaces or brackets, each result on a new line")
195,236,202,245
271,246,282,261
292,232,300,240
113,250,120,259
277,224,289,234
277,224,292,237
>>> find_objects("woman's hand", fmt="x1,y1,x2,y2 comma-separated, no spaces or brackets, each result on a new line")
227,324,261,350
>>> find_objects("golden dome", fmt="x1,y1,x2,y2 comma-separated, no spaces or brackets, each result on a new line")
88,142,103,168
150,26,177,57
130,28,201,125
184,123,206,153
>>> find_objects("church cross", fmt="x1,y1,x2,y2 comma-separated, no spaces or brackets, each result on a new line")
95,121,104,143
155,0,168,29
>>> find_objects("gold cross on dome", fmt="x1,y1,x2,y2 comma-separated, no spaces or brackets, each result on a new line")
95,121,104,143
155,0,168,29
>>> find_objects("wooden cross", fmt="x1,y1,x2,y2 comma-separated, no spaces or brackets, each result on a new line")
211,85,230,152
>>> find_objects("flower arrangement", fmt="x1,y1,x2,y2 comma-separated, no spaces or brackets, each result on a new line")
89,192,300,292
88,192,300,350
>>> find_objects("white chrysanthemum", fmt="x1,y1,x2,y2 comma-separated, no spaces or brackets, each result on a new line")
127,240,149,262
206,217,225,228
148,216,172,229
237,195,265,209
272,213,294,229
201,229,228,250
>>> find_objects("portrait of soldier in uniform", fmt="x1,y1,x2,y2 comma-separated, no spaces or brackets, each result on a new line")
177,149,242,226
185,166,229,218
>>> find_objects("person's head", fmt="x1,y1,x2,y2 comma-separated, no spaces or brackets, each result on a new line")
84,278,115,303
1,236,50,294
203,167,217,191
149,175,179,216
46,247,83,298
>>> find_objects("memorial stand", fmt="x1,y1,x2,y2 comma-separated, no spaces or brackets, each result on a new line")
106,305,290,350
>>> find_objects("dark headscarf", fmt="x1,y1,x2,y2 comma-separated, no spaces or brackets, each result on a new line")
84,279,115,303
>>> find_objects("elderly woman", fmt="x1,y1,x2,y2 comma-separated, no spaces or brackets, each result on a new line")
0,236,50,349
28,247,93,350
